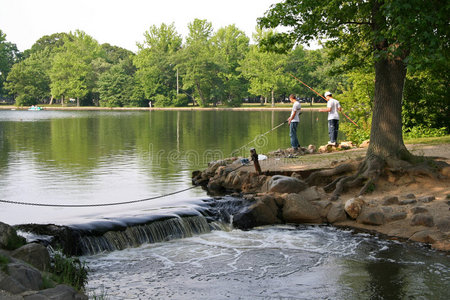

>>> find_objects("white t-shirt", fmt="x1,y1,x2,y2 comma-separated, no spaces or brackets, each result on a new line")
291,101,301,122
327,98,341,120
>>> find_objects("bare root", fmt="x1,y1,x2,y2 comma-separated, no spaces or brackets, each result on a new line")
309,153,448,201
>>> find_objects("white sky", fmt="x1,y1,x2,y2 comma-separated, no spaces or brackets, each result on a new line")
0,0,281,53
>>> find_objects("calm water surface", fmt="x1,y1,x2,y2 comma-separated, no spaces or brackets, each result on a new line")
0,109,327,225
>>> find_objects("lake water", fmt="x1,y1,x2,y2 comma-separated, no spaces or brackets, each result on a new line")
0,109,448,299
0,109,328,225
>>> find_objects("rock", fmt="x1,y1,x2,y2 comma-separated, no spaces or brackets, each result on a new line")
344,197,366,219
232,196,280,229
359,140,370,148
381,207,393,214
0,271,27,294
357,208,385,226
338,141,354,150
410,214,434,227
403,193,416,199
205,159,229,176
312,200,332,218
0,222,26,250
307,145,316,154
410,206,428,214
440,166,450,177
386,212,407,222
282,194,322,224
409,230,438,244
12,243,50,272
297,186,322,201
382,196,399,205
432,240,450,251
435,217,450,233
7,263,43,291
418,196,435,203
318,145,333,153
327,203,347,223
400,199,417,205
25,284,88,300
266,175,308,194
0,290,22,300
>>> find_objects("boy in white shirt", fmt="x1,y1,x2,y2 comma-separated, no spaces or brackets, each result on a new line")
320,91,342,145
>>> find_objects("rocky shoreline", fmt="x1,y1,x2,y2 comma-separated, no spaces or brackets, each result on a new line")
192,145,450,252
0,222,87,300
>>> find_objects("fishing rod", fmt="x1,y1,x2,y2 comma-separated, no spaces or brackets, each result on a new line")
232,120,288,155
288,73,359,127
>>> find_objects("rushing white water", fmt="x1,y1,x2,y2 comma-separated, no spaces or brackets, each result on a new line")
83,225,450,300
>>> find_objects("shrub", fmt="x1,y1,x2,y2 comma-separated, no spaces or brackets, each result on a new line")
5,232,26,250
51,251,89,291
153,94,172,107
173,94,189,107
403,125,447,139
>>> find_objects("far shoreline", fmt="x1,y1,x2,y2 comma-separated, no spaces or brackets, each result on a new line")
0,105,322,112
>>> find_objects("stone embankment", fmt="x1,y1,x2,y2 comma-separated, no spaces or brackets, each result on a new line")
192,148,450,252
0,222,87,300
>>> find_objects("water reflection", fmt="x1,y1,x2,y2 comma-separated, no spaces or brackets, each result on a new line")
0,110,328,225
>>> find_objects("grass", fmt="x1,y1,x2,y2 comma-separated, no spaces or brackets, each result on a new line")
51,251,89,291
5,233,26,250
0,254,10,273
404,135,450,145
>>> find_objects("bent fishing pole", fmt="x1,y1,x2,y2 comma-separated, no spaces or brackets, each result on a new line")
288,73,358,127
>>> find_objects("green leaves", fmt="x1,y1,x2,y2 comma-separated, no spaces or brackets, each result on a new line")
49,30,102,104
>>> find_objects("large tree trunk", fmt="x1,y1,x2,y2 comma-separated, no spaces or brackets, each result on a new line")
367,57,409,160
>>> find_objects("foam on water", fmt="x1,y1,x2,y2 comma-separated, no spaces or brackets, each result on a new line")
83,225,450,299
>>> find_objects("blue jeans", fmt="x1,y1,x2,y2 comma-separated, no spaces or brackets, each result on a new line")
289,121,300,149
328,119,339,143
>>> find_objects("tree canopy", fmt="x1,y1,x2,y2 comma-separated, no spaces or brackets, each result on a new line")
259,0,449,160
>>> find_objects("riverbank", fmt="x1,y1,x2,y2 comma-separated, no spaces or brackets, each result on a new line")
193,142,450,251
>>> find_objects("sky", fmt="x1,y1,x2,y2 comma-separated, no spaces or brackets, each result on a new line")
0,0,282,53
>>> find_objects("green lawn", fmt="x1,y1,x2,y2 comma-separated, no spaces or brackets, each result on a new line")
404,135,450,145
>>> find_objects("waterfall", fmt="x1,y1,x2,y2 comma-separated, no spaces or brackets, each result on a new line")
78,215,211,255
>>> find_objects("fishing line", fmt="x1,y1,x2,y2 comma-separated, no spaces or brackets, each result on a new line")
288,73,359,127
230,120,287,156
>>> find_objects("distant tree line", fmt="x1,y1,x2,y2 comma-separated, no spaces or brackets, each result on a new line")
0,17,448,139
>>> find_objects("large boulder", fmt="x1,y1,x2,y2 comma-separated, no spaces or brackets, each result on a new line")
232,195,281,229
12,243,51,272
344,197,366,219
265,175,308,194
282,194,322,224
